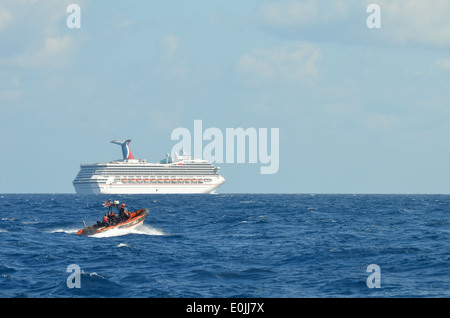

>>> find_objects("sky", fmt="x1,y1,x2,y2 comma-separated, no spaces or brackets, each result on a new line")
1,0,450,194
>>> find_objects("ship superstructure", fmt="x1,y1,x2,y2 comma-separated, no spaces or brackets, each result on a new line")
73,140,225,194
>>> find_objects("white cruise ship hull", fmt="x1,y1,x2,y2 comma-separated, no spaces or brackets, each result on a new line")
74,176,225,194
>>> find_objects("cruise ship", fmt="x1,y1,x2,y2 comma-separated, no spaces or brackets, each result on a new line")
73,140,226,194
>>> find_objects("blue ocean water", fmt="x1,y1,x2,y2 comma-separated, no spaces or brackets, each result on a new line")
0,193,448,298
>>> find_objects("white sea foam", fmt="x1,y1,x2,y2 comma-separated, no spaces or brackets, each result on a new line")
93,224,165,238
131,224,165,236
46,223,164,238
46,228,79,234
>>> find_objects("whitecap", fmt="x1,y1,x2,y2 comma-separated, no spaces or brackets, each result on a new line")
240,200,255,204
82,271,105,279
1,217,16,221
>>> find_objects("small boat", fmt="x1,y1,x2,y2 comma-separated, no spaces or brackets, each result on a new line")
76,209,150,236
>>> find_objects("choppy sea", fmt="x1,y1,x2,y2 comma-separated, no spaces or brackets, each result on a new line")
0,194,448,298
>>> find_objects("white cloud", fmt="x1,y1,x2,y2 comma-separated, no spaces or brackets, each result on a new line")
237,54,274,80
237,42,321,85
378,0,450,47
259,0,352,27
361,113,399,131
0,89,22,103
434,59,450,70
2,34,74,69
161,35,180,59
158,35,189,79
0,7,13,32
258,0,450,47
0,1,83,69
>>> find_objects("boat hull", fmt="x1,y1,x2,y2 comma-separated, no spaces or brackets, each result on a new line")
76,209,149,236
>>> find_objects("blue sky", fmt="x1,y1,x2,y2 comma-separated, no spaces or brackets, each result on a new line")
1,0,450,194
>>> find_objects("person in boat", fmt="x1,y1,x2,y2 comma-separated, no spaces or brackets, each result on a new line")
101,214,110,227
119,203,129,222
107,208,119,225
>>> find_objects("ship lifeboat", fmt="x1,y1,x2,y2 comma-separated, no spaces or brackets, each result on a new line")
121,179,128,182
178,178,184,182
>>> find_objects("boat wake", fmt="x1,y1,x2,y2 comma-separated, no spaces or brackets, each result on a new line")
46,228,80,234
92,224,165,238
46,224,164,237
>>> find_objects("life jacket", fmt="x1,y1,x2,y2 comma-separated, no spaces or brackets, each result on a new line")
102,215,109,222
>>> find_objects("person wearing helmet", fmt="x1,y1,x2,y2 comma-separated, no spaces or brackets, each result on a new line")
119,203,128,222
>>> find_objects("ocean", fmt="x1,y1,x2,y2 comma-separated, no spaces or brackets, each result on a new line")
0,193,448,298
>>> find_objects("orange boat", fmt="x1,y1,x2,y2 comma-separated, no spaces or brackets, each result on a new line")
76,208,149,236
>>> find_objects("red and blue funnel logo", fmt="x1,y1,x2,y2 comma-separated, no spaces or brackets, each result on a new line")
111,140,135,160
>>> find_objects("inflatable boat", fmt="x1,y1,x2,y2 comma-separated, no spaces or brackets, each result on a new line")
76,208,150,236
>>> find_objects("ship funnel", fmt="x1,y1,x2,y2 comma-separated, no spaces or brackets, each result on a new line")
111,139,135,160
